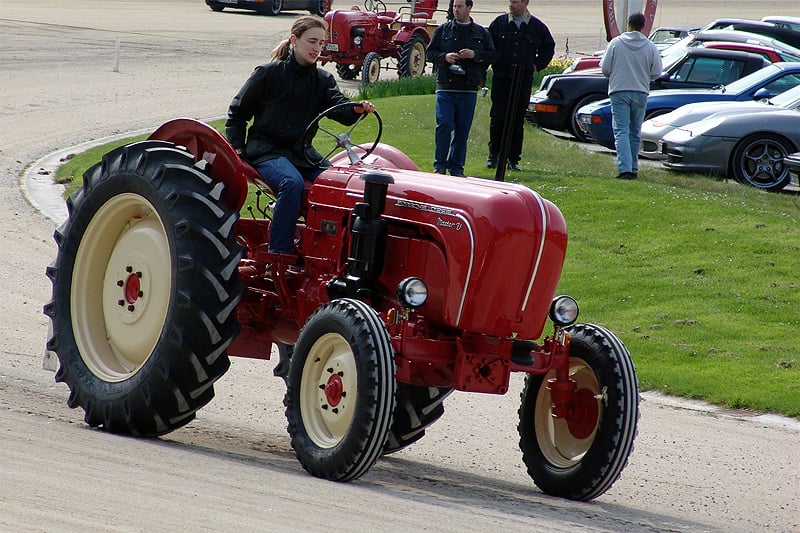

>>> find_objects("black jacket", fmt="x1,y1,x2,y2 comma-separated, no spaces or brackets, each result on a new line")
488,13,555,79
427,19,496,91
226,54,358,168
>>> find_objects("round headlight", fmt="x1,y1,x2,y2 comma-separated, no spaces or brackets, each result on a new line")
353,36,363,46
549,295,579,327
396,277,428,308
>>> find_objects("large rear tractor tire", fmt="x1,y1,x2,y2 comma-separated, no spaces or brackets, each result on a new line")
285,298,396,481
518,324,638,501
397,35,426,78
44,140,244,437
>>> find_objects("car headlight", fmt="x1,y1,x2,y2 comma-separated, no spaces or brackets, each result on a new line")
397,277,428,308
549,295,579,327
353,36,362,46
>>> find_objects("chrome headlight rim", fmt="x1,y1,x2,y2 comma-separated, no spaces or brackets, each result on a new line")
396,277,428,308
549,295,579,327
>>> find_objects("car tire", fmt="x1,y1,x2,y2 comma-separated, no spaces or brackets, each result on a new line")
731,133,794,191
259,0,282,15
309,0,326,15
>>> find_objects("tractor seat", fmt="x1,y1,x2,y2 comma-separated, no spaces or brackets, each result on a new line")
376,11,397,24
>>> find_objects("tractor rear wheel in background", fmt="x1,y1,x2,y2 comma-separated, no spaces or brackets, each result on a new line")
43,141,244,437
384,385,452,454
518,324,638,501
336,63,359,80
362,52,381,83
398,35,426,77
285,298,396,481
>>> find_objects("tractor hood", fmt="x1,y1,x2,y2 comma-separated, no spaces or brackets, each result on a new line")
312,167,568,340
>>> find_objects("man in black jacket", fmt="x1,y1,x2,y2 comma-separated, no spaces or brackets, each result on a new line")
487,0,554,171
427,0,495,177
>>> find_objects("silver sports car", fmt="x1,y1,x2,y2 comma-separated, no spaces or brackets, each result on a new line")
640,84,800,160
659,100,800,191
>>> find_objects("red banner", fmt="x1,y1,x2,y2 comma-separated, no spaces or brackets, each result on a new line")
603,0,659,42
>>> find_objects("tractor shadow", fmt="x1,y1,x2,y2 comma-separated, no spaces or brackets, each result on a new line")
152,420,714,532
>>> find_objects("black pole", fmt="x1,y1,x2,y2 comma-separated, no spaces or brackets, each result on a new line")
494,64,524,182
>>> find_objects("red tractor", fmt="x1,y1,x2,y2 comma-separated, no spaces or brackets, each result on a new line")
319,0,438,83
44,105,639,501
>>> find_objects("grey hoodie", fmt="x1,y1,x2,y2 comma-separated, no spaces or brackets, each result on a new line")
600,31,662,94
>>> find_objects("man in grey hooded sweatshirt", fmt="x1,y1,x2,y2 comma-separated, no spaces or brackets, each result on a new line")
600,12,662,179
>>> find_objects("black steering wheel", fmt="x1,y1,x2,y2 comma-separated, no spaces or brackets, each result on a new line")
364,0,386,12
302,102,383,167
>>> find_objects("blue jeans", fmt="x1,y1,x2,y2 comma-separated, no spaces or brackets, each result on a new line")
255,157,322,254
610,91,648,174
434,90,478,175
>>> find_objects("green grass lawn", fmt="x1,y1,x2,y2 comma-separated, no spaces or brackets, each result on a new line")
56,92,800,419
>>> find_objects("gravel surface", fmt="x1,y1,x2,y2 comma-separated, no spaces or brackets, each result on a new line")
1,1,798,531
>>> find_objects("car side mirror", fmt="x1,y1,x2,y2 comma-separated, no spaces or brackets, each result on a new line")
753,88,771,100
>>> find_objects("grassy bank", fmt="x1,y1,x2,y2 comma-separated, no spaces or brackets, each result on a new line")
55,93,800,419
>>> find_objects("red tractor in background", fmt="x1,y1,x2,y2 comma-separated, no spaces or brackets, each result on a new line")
44,104,639,501
320,0,439,83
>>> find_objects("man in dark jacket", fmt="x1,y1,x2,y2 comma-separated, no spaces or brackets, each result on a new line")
427,0,495,177
487,0,554,171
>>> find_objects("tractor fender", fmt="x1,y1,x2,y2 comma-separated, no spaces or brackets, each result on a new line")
149,118,252,211
393,26,430,45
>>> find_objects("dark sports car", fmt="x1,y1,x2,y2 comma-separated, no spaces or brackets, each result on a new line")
659,106,800,192
577,62,800,149
206,0,329,16
528,48,769,142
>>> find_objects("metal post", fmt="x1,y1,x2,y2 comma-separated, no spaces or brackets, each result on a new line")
494,64,523,182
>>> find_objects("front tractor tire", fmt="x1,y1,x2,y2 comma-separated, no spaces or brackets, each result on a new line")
518,324,638,501
44,141,244,437
285,299,397,481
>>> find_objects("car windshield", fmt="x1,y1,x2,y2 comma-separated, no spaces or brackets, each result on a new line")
660,34,695,57
769,83,800,108
661,48,689,71
724,64,781,93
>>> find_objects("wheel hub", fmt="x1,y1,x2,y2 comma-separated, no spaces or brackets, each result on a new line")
324,374,344,407
122,270,143,306
567,388,599,439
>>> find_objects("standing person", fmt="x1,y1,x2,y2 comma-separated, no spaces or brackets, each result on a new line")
599,12,662,180
427,0,496,177
487,0,554,171
226,16,375,254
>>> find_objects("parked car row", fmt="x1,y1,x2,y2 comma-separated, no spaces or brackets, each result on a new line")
527,16,800,192
529,47,771,142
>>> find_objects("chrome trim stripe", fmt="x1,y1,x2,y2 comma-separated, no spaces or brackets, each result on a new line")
521,193,547,312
